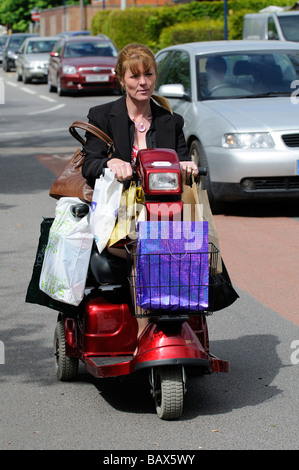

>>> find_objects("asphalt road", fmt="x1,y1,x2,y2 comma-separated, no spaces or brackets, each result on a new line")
0,68,298,452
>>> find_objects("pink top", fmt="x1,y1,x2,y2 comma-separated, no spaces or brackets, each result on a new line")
131,145,138,168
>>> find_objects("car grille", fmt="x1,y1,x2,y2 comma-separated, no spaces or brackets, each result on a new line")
78,67,111,73
242,176,299,191
281,133,299,147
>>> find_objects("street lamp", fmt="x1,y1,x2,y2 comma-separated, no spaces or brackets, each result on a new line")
63,0,66,32
80,0,84,30
224,0,228,39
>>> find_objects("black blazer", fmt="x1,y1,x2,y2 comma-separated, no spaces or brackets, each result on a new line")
82,95,190,187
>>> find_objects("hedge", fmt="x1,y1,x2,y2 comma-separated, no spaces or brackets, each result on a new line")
91,0,297,51
158,19,225,49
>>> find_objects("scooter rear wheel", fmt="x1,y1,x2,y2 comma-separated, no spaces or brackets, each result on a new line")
153,366,184,420
54,321,78,381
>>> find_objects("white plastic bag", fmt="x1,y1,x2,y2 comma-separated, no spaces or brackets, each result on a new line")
39,197,93,306
90,169,123,253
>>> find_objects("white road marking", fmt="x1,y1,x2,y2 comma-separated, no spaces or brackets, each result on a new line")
5,79,62,113
0,147,75,155
20,87,36,95
6,81,18,87
39,95,57,103
26,103,65,115
0,127,67,138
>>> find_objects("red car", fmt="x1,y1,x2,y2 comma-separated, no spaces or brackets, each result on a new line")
48,36,120,96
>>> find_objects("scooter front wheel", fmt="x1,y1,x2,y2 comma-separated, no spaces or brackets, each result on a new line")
152,366,184,420
54,321,78,381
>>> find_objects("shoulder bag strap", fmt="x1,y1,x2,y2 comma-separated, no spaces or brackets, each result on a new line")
69,120,115,154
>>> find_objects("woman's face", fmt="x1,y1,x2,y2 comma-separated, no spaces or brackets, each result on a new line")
121,65,156,103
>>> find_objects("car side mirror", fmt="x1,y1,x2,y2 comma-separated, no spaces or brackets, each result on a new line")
157,84,190,101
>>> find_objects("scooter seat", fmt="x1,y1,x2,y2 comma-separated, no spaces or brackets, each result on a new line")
89,249,127,285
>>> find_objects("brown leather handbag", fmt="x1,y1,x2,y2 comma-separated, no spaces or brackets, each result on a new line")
49,121,114,203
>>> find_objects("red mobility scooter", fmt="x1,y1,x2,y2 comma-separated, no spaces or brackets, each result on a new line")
53,148,230,420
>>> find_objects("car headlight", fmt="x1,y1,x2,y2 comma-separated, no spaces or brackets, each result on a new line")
62,65,77,75
7,51,17,59
148,172,179,191
223,133,274,149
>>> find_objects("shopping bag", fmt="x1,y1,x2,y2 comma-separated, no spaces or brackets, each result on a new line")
208,258,239,311
182,178,222,273
49,121,114,203
26,218,76,314
90,169,123,253
108,182,145,247
135,221,209,312
182,178,239,311
39,197,93,306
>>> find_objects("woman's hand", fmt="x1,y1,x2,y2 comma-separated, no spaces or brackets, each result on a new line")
107,158,133,181
180,161,198,183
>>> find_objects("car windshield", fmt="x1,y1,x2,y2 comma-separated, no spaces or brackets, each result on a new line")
8,37,27,48
278,15,299,42
63,41,117,58
0,37,7,47
197,50,299,100
26,40,56,54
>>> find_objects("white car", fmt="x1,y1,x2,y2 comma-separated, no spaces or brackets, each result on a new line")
16,36,57,83
155,40,299,209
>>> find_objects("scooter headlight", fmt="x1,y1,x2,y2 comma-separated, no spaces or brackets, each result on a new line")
148,172,179,191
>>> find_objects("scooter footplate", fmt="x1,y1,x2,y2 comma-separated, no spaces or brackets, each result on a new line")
90,356,133,367
84,355,134,378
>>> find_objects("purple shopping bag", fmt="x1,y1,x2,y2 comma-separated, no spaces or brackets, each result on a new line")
135,221,209,312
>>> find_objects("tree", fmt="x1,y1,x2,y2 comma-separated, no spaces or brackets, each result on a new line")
0,0,83,32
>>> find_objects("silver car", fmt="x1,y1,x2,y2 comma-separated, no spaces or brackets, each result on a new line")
16,36,57,83
155,40,299,209
0,35,8,64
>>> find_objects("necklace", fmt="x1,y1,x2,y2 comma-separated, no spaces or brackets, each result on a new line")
132,114,152,133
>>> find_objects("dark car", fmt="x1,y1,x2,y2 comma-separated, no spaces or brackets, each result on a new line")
55,31,91,38
48,36,119,96
3,33,39,71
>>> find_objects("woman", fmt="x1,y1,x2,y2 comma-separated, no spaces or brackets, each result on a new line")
82,43,198,338
82,43,198,185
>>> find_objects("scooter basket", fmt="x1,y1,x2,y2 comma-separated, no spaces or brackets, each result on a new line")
126,221,219,317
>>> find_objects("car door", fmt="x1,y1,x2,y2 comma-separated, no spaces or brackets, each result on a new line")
48,39,63,87
155,49,191,116
16,41,25,80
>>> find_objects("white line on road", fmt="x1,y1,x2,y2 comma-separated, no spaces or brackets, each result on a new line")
5,79,61,111
39,95,57,103
26,103,65,115
6,81,18,88
0,147,75,155
0,127,67,138
20,87,36,95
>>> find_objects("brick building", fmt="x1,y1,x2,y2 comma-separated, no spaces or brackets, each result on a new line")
40,0,174,36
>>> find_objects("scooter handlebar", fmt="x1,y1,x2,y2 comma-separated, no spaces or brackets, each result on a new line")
197,166,207,176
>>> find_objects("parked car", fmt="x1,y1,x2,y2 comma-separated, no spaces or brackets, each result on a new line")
155,40,299,209
3,33,39,71
48,36,119,96
0,35,8,64
16,36,57,83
